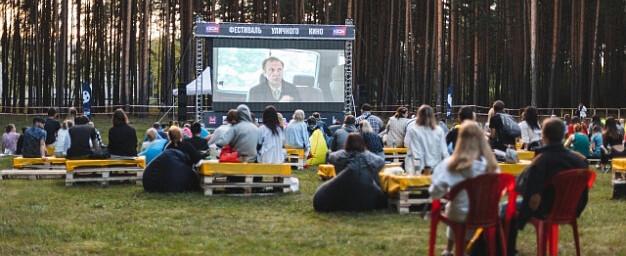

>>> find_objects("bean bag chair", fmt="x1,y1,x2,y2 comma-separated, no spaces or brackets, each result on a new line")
313,153,387,212
138,139,167,165
307,129,328,166
143,148,200,193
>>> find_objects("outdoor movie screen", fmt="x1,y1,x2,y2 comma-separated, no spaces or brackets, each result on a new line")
212,47,345,103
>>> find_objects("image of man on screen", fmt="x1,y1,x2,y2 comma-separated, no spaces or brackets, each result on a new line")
248,57,301,102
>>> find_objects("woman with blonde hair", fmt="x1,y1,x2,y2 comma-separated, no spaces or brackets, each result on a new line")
404,105,449,174
429,120,499,256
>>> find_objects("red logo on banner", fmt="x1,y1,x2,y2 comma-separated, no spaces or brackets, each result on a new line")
332,27,346,36
208,116,217,125
206,25,220,33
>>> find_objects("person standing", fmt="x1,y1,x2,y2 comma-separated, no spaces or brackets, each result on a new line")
577,102,588,119
404,105,449,175
355,103,384,134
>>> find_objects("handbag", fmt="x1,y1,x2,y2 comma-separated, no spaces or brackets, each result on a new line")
219,145,240,163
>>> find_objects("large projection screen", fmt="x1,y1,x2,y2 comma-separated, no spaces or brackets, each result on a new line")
211,39,346,112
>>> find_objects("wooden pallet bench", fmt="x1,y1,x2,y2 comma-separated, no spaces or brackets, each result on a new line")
12,157,67,170
388,186,432,214
285,148,306,170
0,169,66,180
64,157,146,186
199,160,293,196
383,147,407,163
379,172,432,214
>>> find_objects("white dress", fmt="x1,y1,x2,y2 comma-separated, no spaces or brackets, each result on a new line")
257,125,285,164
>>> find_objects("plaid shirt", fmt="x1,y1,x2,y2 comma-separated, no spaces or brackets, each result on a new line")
356,112,384,134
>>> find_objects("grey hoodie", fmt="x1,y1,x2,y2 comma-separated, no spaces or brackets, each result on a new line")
216,105,259,162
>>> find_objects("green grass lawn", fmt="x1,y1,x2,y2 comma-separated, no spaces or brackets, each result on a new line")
0,116,625,255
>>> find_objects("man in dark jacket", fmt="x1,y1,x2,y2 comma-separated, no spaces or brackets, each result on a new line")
247,57,301,102
330,115,357,152
507,117,589,255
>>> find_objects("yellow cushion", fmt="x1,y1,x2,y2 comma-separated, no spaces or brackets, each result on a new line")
379,173,432,194
317,164,336,179
199,160,292,176
611,158,626,173
65,156,146,172
516,150,535,161
46,145,55,156
285,148,305,158
13,157,67,168
498,160,532,176
383,147,408,154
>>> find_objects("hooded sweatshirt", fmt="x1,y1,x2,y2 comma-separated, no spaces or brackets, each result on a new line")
216,105,259,162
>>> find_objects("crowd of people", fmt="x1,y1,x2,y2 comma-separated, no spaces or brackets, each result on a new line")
0,101,611,255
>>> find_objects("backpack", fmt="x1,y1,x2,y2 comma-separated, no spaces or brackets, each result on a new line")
500,114,521,139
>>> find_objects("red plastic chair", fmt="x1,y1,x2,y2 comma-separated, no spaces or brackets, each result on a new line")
428,173,517,256
530,169,596,256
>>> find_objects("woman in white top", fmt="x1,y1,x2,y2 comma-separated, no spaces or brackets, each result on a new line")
429,120,499,256
54,120,73,157
380,106,410,147
257,106,285,164
404,105,449,175
519,106,542,150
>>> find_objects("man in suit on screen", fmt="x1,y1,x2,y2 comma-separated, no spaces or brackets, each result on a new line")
248,56,301,102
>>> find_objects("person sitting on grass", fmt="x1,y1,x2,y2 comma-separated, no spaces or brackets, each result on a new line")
166,126,203,166
21,117,48,159
257,106,285,164
66,116,100,159
184,122,209,151
313,133,386,212
2,124,20,155
328,133,385,176
108,109,138,157
139,128,168,165
565,124,591,158
429,120,499,256
53,120,73,157
152,122,167,140
330,115,357,152
141,128,159,152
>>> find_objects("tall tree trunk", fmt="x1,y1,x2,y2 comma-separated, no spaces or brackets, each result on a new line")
548,0,560,108
434,0,443,112
56,0,68,107
140,0,151,107
589,0,600,107
530,0,537,106
121,0,132,106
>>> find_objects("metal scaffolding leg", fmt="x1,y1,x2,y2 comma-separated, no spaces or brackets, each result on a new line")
194,36,204,122
344,19,355,114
